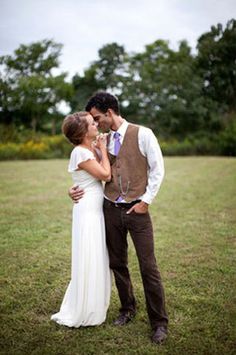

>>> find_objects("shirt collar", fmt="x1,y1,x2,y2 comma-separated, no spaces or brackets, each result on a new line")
111,119,128,138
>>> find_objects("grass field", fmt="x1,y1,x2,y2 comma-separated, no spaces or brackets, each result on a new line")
0,157,236,355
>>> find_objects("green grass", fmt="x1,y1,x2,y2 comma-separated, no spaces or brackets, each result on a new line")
0,157,236,355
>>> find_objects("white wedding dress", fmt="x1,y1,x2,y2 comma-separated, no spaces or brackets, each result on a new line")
51,146,111,327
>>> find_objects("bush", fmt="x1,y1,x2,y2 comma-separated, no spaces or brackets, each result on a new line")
0,124,42,144
41,136,72,158
160,139,194,156
218,121,236,156
0,136,72,160
0,143,21,160
160,136,220,156
19,140,49,159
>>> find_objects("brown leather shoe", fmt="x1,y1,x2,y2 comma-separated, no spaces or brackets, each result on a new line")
113,312,135,326
151,326,168,344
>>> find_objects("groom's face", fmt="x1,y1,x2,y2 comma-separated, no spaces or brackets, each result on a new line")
89,107,111,133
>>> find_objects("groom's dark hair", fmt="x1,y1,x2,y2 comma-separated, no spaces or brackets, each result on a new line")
85,91,120,115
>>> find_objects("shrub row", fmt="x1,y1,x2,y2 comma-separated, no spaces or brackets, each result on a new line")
0,125,235,161
0,136,72,160
160,121,236,156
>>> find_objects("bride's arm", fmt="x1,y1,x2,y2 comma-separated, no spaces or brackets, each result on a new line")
79,137,111,182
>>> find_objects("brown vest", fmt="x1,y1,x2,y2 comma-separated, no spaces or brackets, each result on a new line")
105,124,148,202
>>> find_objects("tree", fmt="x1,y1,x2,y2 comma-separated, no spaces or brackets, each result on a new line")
0,39,72,132
95,42,128,90
70,65,101,112
197,19,236,114
122,40,208,137
70,43,129,111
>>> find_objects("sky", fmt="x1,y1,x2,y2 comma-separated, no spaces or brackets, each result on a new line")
0,0,236,80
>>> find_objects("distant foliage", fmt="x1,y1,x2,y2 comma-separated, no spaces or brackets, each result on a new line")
71,20,235,138
0,20,236,156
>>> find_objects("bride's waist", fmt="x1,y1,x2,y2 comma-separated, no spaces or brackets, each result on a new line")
74,183,103,193
84,186,103,194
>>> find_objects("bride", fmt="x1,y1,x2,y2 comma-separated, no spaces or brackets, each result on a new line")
51,111,111,327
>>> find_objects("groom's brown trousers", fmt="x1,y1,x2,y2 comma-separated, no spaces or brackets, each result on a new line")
103,198,168,330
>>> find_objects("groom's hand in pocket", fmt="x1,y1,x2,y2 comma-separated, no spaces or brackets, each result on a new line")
126,201,149,215
68,185,84,203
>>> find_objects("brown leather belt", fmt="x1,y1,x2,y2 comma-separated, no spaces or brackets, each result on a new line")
104,199,141,208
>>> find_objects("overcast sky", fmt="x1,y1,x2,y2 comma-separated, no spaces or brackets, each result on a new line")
1,0,235,79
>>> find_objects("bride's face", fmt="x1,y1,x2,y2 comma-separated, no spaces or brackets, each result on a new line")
85,114,99,139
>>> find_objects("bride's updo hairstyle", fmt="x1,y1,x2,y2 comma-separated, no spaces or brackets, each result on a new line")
62,111,89,145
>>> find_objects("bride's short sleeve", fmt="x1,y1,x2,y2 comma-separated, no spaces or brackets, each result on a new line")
68,147,95,172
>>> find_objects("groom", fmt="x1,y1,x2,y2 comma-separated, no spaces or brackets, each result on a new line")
69,92,168,344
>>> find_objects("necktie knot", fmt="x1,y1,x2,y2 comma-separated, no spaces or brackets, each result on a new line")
113,132,120,139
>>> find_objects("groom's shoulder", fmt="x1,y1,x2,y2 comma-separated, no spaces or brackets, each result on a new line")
128,122,154,136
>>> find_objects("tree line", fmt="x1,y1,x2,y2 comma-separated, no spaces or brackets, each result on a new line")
0,19,235,145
